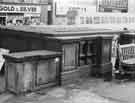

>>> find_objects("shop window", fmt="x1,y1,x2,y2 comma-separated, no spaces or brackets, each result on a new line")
24,17,31,25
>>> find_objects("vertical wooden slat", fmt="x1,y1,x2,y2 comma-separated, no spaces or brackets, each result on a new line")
62,43,78,71
34,61,38,87
23,62,34,92
36,60,49,85
5,61,8,91
32,61,37,90
16,63,24,93
7,63,16,92
57,56,62,86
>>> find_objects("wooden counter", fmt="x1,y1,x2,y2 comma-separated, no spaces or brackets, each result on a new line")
0,25,125,82
4,50,61,94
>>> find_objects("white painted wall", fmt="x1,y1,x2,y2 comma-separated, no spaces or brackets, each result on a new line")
128,0,135,14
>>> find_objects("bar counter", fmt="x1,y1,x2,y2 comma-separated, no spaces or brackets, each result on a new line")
0,25,126,83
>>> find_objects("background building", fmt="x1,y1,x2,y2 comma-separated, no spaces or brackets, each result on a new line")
0,0,49,25
50,0,135,25
1,0,135,26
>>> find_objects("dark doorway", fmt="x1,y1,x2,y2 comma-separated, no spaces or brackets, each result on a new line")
0,17,6,25
48,11,53,25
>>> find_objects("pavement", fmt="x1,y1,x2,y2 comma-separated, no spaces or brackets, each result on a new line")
0,77,119,103
1,77,135,103
94,81,135,103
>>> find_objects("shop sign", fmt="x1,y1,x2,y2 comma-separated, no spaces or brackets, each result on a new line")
0,4,41,13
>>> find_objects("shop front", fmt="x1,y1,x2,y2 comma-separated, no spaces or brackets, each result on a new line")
0,3,42,25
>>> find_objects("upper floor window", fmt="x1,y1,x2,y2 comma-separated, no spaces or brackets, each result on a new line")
97,0,128,13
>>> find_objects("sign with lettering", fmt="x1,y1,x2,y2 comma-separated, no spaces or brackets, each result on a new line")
0,4,41,13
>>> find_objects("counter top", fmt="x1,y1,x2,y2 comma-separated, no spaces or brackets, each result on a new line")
0,25,125,37
3,50,61,62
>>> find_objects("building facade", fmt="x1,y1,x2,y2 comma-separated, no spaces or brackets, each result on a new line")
0,0,50,25
1,0,135,26
50,0,135,25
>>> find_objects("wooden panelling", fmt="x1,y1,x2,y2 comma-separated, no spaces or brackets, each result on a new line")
96,37,113,75
16,63,24,92
0,36,28,52
4,51,61,94
48,60,57,82
0,34,47,52
43,38,62,52
37,61,49,85
23,62,34,91
7,63,16,91
62,43,78,71
29,38,45,50
37,60,57,85
101,39,112,64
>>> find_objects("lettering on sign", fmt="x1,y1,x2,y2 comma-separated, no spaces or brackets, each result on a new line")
0,4,41,13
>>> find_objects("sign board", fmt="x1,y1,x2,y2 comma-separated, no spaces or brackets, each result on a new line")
0,4,41,14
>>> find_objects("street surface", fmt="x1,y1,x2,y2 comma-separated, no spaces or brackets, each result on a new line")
0,77,130,103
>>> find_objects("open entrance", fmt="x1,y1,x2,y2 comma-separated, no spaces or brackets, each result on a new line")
48,10,52,25
0,17,6,25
